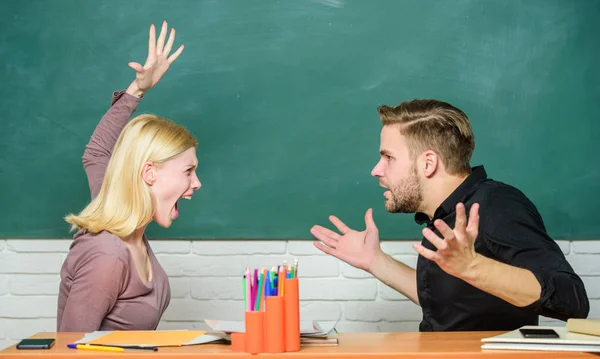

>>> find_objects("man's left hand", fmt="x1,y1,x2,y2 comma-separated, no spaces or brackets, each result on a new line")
412,203,481,279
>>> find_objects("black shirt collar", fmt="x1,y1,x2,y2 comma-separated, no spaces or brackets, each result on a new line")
414,165,488,225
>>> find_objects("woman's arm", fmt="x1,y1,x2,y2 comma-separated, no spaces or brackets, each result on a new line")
81,21,184,199
83,89,142,199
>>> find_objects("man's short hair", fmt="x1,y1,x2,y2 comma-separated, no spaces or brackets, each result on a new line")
378,99,475,175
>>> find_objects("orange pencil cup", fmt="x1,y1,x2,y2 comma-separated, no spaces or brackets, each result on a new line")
230,332,246,352
245,311,265,354
284,278,300,352
265,295,285,353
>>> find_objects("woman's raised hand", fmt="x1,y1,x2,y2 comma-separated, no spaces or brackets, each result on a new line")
127,21,184,95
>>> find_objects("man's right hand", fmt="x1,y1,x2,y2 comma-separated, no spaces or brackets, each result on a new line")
312,208,420,304
311,208,384,273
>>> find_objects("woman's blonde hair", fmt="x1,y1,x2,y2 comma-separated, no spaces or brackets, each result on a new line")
65,114,198,237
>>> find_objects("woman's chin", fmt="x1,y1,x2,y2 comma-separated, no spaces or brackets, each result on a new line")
153,215,173,228
157,221,172,228
153,207,178,228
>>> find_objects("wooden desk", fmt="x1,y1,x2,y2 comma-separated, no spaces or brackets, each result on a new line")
1,331,597,358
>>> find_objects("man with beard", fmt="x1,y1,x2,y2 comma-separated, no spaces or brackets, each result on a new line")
310,99,589,331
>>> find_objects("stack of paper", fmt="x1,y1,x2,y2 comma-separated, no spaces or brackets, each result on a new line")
481,326,600,352
567,318,600,336
204,319,339,346
298,321,339,346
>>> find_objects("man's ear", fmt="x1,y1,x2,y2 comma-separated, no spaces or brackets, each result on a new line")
141,161,156,186
422,150,439,178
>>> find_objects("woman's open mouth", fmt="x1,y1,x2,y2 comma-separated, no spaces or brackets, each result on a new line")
172,194,193,219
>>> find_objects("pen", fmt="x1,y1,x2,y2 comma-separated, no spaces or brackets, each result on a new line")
113,345,158,351
68,344,158,352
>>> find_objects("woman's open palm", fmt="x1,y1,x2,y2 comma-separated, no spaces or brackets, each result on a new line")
128,21,184,92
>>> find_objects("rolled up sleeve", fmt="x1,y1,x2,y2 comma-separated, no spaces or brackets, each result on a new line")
483,189,589,321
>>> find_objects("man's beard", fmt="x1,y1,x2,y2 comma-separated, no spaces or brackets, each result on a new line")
384,166,423,213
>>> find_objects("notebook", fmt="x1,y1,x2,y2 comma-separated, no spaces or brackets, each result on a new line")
481,326,600,352
567,319,600,337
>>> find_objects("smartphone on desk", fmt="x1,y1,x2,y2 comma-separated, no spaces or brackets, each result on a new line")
519,328,559,339
16,338,56,349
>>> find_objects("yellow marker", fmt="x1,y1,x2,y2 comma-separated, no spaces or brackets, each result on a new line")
69,344,125,352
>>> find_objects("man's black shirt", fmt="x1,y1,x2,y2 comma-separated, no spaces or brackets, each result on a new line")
414,166,589,331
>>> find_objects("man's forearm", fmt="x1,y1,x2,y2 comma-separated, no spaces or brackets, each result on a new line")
369,253,419,305
462,255,541,307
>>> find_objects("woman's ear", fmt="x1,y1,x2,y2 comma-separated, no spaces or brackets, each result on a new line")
141,161,156,186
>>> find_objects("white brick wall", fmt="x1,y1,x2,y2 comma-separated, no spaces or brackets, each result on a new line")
0,239,599,350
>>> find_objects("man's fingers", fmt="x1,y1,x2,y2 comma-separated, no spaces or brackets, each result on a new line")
413,243,439,262
364,208,378,231
310,226,339,249
329,215,352,235
433,219,455,243
467,203,480,238
422,227,446,250
311,225,341,240
314,241,337,256
454,203,467,239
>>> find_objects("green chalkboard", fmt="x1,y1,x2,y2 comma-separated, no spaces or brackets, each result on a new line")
1,0,599,239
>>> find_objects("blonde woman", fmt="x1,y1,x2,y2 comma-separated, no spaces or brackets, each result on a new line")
57,21,199,331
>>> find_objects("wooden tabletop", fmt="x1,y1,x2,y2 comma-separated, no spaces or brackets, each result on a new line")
1,331,597,358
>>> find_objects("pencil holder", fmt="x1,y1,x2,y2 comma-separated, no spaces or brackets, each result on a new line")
245,311,265,354
230,332,246,352
284,278,300,352
265,295,285,353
